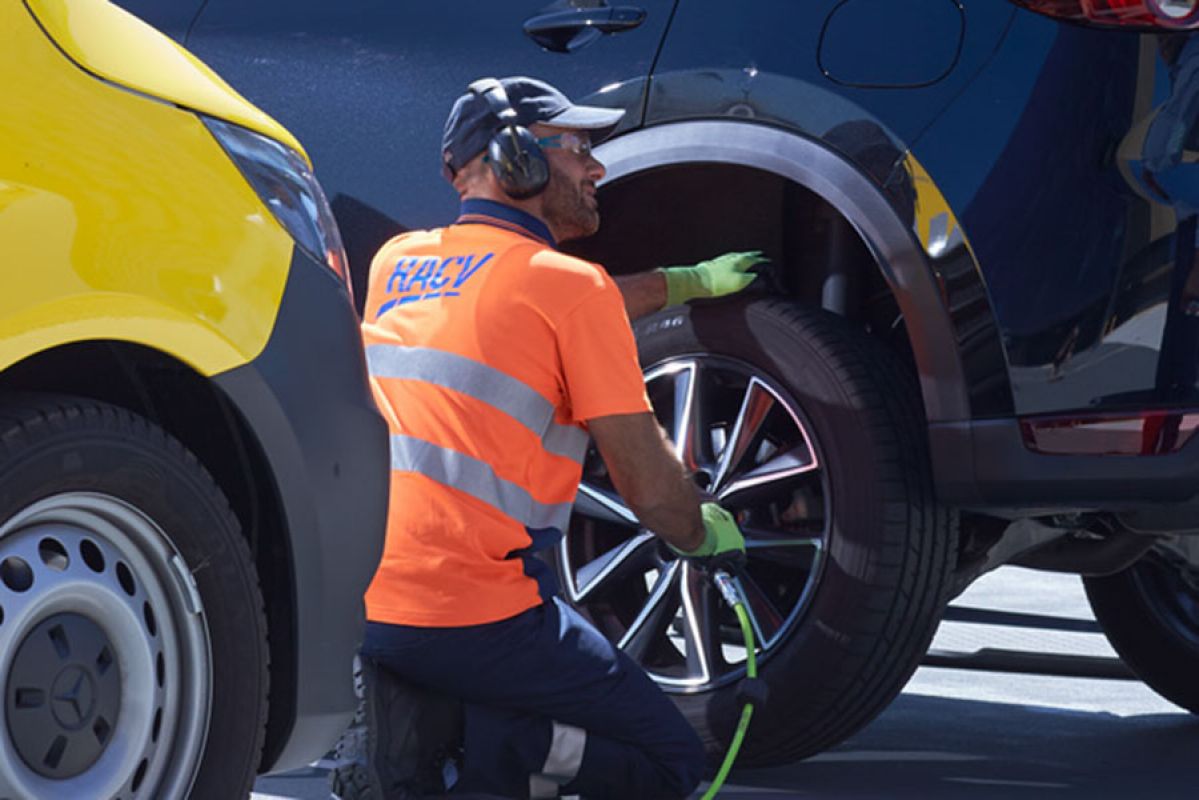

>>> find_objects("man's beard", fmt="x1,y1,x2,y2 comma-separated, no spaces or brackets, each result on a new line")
541,165,599,242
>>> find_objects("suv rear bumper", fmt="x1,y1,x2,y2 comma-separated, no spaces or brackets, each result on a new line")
214,249,388,773
931,418,1199,510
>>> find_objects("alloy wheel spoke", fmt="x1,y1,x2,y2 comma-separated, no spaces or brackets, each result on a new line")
717,444,818,504
731,572,784,646
742,527,824,552
574,482,638,527
669,362,705,472
574,533,658,603
680,562,721,683
713,378,775,488
741,526,824,570
619,561,682,663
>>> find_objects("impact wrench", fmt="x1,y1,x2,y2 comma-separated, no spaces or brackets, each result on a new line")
701,569,769,800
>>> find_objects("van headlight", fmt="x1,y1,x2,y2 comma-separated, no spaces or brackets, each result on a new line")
202,116,350,291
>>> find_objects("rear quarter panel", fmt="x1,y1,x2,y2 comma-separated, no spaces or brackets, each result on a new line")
915,9,1199,415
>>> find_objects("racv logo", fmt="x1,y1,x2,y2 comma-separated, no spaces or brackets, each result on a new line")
375,252,494,319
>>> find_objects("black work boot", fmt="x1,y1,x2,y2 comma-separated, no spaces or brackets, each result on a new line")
329,656,464,799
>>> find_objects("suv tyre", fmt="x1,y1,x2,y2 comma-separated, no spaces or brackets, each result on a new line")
1084,543,1199,714
555,298,957,764
0,395,268,799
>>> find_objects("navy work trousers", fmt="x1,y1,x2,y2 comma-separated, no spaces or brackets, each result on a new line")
362,597,705,799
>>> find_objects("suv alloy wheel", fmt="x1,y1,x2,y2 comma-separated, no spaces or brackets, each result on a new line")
555,298,958,763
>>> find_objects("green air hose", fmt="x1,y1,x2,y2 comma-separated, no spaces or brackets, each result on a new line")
701,571,760,800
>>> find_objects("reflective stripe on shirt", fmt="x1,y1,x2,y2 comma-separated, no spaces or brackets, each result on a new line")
366,344,589,463
389,435,574,532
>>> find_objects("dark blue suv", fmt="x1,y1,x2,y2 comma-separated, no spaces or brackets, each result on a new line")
120,0,1199,766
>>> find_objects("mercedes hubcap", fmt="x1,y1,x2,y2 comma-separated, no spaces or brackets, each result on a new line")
7,613,121,778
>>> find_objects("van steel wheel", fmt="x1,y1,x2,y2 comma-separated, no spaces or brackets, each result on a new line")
1085,538,1199,713
554,299,957,765
0,396,267,799
0,494,209,798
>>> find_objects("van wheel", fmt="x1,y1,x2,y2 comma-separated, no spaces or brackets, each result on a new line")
1084,540,1199,713
0,396,267,799
553,298,956,765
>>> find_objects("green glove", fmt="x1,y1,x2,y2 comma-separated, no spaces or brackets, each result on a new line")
670,502,746,563
660,251,768,307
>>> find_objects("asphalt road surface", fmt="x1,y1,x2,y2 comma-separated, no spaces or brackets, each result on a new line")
253,567,1199,800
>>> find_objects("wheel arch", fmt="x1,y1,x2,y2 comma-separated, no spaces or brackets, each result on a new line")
593,120,972,423
0,339,298,769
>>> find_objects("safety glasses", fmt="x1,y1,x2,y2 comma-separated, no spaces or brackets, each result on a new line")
536,131,593,159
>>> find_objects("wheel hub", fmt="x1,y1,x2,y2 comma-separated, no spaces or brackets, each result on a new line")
6,612,121,778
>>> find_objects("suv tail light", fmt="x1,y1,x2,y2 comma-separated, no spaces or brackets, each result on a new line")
1012,0,1199,28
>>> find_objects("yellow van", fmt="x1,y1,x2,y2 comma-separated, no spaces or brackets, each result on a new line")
0,2,388,797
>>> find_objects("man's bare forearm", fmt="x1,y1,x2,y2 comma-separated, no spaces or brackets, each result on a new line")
614,433,703,549
588,412,705,552
613,270,667,321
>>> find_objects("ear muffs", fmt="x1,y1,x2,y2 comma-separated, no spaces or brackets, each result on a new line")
469,78,549,199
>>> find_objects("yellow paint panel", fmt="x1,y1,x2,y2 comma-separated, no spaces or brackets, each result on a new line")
25,0,306,161
0,2,294,375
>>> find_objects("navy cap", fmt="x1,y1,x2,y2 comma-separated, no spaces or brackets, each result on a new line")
441,76,624,177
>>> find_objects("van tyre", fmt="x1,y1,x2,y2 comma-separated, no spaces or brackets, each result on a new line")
554,298,957,765
0,395,267,799
1084,545,1199,713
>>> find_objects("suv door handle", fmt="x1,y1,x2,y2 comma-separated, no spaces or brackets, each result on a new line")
523,6,647,53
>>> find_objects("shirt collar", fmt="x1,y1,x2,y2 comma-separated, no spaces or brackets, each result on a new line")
455,198,556,248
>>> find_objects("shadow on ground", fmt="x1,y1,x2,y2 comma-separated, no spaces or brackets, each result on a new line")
256,676,1199,800
714,692,1199,799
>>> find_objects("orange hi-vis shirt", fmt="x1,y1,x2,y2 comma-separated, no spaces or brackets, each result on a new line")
361,199,651,627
